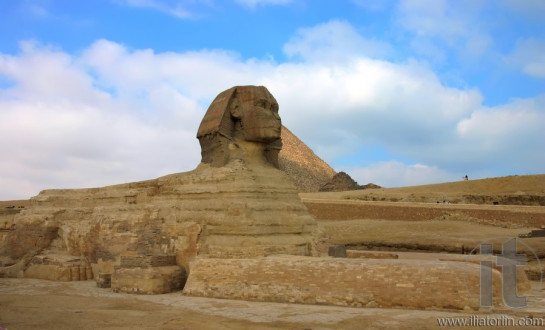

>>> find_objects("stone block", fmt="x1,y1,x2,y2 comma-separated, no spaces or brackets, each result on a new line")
96,273,111,288
70,266,80,281
111,266,186,294
328,245,346,258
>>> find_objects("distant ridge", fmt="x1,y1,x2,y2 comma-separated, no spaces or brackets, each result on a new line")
387,174,545,196
304,174,545,206
278,126,336,192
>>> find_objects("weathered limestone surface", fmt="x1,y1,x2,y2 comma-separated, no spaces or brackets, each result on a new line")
183,256,509,311
0,86,318,284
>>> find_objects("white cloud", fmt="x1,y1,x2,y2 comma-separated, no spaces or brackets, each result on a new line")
264,56,483,159
344,161,458,188
0,41,202,199
283,20,393,62
508,38,545,78
115,0,193,18
395,0,492,61
0,41,110,104
455,96,545,172
395,0,493,41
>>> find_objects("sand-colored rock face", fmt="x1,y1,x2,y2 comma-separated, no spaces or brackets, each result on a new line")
0,86,318,280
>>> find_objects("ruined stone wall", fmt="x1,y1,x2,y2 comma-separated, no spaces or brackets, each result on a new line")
183,256,507,311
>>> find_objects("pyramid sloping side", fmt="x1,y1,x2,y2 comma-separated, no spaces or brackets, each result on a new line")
278,126,336,192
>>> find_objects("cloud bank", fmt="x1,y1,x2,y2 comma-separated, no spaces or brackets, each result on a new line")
0,20,543,199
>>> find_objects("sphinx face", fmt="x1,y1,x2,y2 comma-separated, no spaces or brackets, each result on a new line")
197,86,282,167
241,98,281,142
232,88,281,143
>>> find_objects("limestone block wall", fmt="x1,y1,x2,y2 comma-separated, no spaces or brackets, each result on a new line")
183,256,506,311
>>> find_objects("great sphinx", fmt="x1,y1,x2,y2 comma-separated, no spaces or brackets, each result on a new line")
0,86,318,282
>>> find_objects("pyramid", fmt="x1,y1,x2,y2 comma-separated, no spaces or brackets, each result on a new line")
278,126,336,192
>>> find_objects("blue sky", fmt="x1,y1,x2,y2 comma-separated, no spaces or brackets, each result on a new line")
0,0,544,199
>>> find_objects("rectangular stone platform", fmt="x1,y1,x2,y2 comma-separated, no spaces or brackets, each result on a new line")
182,255,510,311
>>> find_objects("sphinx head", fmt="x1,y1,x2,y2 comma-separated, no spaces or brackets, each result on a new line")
197,86,282,167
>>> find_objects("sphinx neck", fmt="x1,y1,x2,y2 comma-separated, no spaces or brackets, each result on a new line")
231,140,270,166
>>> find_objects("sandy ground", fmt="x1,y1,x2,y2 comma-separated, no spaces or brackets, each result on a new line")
318,219,545,254
1,278,543,330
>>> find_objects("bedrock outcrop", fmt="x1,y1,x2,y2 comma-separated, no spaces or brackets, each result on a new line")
0,86,318,285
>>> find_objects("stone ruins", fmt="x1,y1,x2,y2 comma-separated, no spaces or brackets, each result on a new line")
0,86,522,310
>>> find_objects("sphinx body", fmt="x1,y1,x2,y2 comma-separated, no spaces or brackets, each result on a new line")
0,86,318,279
